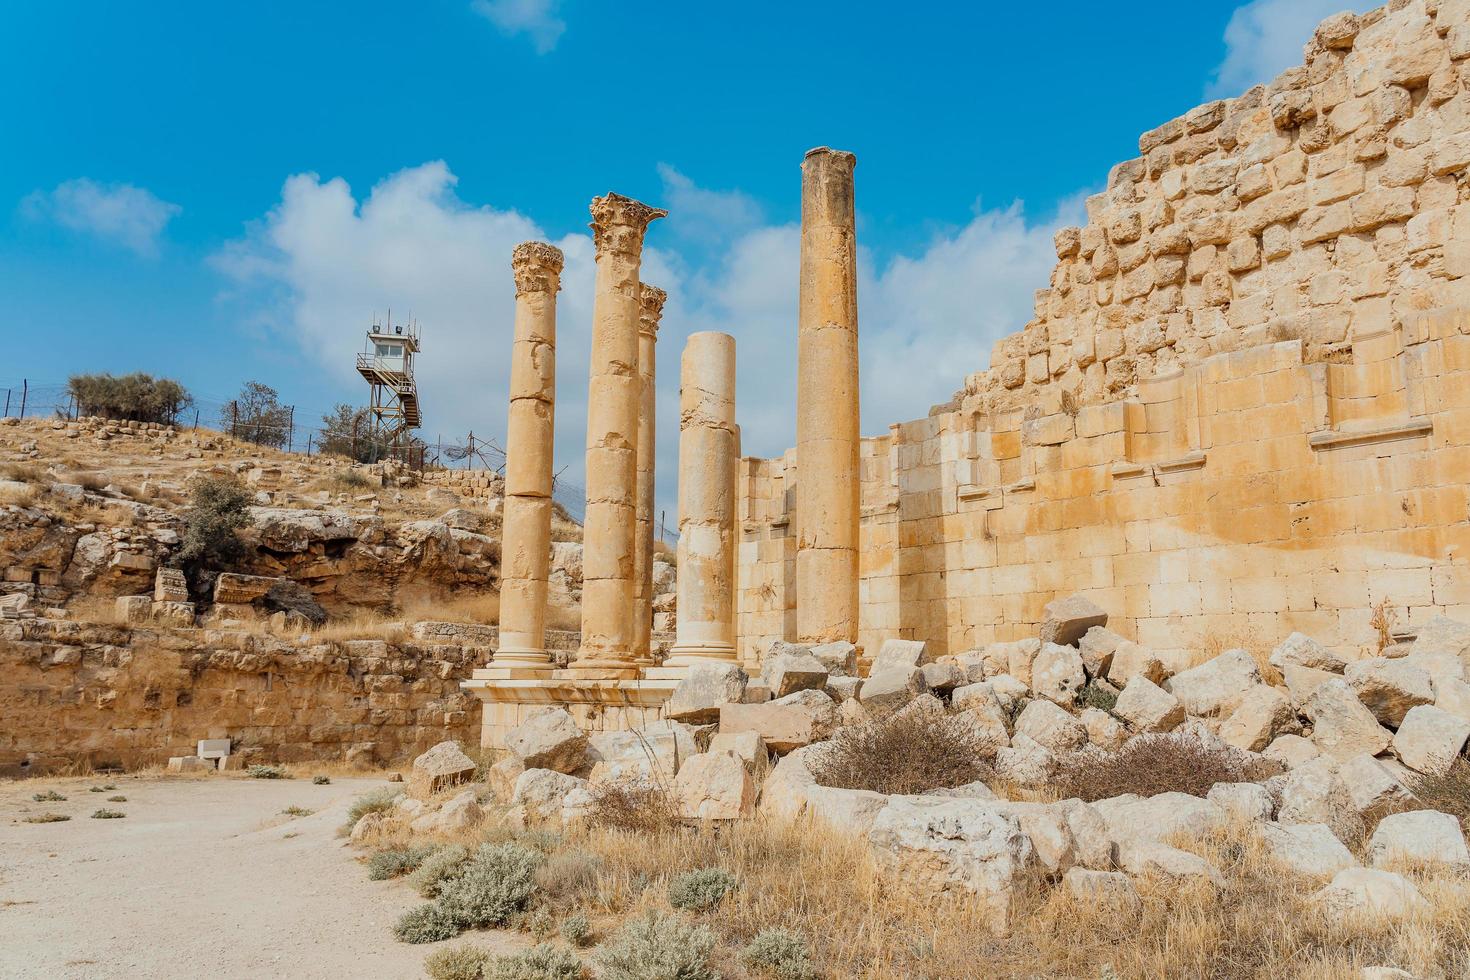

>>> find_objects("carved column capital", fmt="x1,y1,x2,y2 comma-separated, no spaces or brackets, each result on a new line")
639,283,667,338
589,193,667,257
512,242,565,296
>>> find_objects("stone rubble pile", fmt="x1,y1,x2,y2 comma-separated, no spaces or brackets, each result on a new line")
398,595,1470,937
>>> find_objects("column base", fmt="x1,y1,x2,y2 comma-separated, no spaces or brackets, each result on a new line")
461,671,679,749
487,646,553,671
555,666,643,681
663,643,739,669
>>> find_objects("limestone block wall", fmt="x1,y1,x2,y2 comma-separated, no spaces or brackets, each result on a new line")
736,1,1470,669
0,619,489,774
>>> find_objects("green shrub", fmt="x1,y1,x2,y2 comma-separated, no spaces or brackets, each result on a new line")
1077,682,1119,714
89,786,106,793
91,809,125,819
408,844,471,898
742,929,816,980
559,912,591,948
437,843,544,928
425,943,491,980
368,845,438,881
313,775,331,785
104,783,116,790
280,805,312,817
667,868,738,911
24,813,70,823
341,785,404,834
107,795,128,803
395,902,461,944
247,765,287,779
67,372,191,425
486,944,584,980
527,908,556,941
595,912,717,980
177,475,255,571
32,790,66,802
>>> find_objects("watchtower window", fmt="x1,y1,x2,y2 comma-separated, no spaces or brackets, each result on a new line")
375,342,404,358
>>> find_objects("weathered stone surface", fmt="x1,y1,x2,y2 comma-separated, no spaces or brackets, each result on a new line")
757,745,819,819
1000,638,1043,687
675,752,756,820
707,730,768,777
504,708,587,775
1274,757,1364,844
763,652,829,698
1014,699,1087,753
719,689,838,753
486,756,526,801
920,661,964,692
665,663,748,723
1336,753,1415,814
1219,685,1296,752
1433,676,1470,724
1304,679,1392,760
1078,626,1125,679
1116,839,1223,886
1367,810,1470,869
510,768,587,823
802,785,891,833
1264,734,1322,769
1207,782,1274,823
411,789,484,834
1270,632,1346,672
825,675,862,702
1039,594,1108,647
407,740,478,800
994,733,1056,785
1080,706,1127,749
1031,642,1086,705
872,638,930,672
1107,640,1169,687
1392,705,1470,776
1345,658,1435,727
1260,822,1358,878
809,640,858,675
350,810,387,842
1165,649,1261,718
1092,792,1227,843
856,666,927,718
586,721,697,786
1283,664,1339,707
1114,675,1185,733
867,797,1036,936
1313,868,1428,923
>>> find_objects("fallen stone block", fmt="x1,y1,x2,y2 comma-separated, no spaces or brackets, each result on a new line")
1039,594,1109,647
1014,699,1087,753
675,752,756,820
809,641,858,676
1260,822,1358,878
856,666,927,719
1114,676,1185,733
1304,679,1392,761
1165,649,1260,718
1031,643,1086,705
1366,810,1470,870
1392,704,1470,775
719,689,838,753
763,652,829,698
510,768,588,824
1207,782,1274,823
665,663,747,723
1345,658,1435,728
1313,867,1428,923
407,740,478,800
1269,632,1346,672
504,708,587,775
1062,868,1140,919
1219,685,1296,752
1336,753,1414,814
871,638,930,672
1273,757,1364,844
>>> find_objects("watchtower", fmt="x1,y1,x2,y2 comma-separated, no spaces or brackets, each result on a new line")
355,313,423,462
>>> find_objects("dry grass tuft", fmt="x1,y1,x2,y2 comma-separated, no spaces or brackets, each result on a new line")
808,708,995,796
586,782,680,834
1053,733,1282,802
1195,624,1282,686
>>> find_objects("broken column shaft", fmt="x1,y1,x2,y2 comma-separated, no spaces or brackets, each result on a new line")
632,284,665,663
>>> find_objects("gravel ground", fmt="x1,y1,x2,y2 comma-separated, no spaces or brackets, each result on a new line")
0,773,519,979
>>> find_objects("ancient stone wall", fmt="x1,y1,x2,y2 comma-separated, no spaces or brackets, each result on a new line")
0,618,499,774
737,1,1470,669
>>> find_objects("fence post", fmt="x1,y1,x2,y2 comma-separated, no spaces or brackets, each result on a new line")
231,401,238,441
3,389,9,417
192,409,199,431
18,379,26,419
287,405,294,453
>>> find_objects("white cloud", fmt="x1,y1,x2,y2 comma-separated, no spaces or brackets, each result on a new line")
21,178,181,256
215,161,1077,523
471,0,565,54
1207,0,1377,98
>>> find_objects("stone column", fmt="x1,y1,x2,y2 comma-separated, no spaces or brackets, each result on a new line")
490,242,563,669
665,331,739,666
795,147,861,646
632,284,666,664
572,193,666,674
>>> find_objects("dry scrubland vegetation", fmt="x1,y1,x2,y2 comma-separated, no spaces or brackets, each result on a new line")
346,723,1470,979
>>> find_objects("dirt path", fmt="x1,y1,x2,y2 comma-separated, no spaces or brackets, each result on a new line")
0,774,521,979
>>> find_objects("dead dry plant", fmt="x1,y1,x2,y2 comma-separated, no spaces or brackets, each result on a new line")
808,707,995,795
1052,733,1282,802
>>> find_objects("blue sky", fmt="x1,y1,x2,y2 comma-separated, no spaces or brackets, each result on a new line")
1,0,1370,511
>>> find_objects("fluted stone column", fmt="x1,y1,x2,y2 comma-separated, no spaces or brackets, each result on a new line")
795,147,860,646
665,331,738,666
572,193,666,674
632,284,665,664
491,242,563,669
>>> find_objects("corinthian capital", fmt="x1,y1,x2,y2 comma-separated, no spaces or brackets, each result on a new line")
589,193,667,257
639,283,667,336
511,241,565,296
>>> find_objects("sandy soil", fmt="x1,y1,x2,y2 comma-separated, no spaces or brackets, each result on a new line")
0,774,520,979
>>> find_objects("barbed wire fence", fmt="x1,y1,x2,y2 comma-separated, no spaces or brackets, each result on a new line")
0,377,590,524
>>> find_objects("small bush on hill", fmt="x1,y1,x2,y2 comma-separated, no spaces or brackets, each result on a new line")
595,912,717,980
177,475,255,572
32,790,66,802
1077,682,1119,713
742,929,816,980
313,775,331,785
368,845,438,881
1052,732,1280,802
24,813,70,823
586,782,679,833
809,708,995,795
485,944,584,980
559,913,591,948
91,809,125,819
342,785,403,834
247,764,286,779
67,372,191,425
436,843,544,929
408,844,471,898
667,868,738,911
108,795,128,803
395,902,461,944
424,944,491,980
